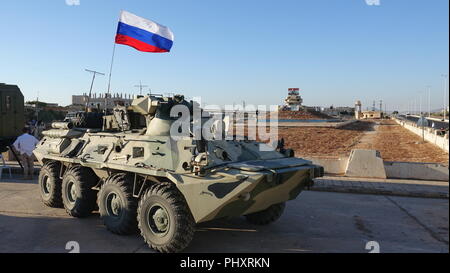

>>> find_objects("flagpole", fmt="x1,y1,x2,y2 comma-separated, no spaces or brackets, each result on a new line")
105,11,121,112
106,43,116,96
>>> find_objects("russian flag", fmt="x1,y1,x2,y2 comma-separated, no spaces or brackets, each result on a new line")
115,11,174,53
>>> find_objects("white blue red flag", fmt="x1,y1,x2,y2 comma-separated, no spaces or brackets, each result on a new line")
115,11,174,53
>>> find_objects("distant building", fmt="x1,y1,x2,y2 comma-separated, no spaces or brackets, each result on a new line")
355,100,383,119
321,106,355,117
360,110,383,119
72,92,133,110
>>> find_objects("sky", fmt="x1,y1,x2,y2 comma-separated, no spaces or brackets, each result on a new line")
0,0,448,112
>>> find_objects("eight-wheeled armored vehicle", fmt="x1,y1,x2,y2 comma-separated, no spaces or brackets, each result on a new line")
34,94,323,253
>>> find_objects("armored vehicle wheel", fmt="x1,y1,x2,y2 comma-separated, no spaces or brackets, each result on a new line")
137,183,195,253
61,166,98,218
245,202,286,225
98,173,138,235
38,161,63,208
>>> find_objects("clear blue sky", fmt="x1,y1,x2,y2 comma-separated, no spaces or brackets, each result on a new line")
0,0,448,111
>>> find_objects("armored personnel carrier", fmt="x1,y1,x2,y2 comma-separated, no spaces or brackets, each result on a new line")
34,94,323,253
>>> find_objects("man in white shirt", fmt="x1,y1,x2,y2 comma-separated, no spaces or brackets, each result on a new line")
13,127,40,179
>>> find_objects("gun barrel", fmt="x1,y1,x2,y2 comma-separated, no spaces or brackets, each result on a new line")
51,122,74,130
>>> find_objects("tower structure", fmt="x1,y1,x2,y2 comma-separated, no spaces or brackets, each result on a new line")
355,100,362,119
284,88,303,111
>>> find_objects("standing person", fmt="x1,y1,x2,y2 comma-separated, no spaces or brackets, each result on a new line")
12,127,40,180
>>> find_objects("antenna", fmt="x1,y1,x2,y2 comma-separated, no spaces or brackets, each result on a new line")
134,81,148,95
85,69,105,111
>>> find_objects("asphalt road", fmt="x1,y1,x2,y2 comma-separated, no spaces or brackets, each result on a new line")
0,177,448,253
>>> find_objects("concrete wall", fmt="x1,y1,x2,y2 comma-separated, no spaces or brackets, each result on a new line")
395,119,449,152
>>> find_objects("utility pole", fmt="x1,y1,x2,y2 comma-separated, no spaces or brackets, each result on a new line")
379,100,382,113
134,81,148,95
36,91,39,123
442,74,448,121
426,85,431,118
85,69,105,111
419,91,422,116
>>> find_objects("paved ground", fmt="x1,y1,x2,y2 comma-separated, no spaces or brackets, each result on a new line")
0,175,448,253
313,176,449,199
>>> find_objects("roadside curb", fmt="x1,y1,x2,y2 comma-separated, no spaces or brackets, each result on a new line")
309,186,449,199
310,178,449,199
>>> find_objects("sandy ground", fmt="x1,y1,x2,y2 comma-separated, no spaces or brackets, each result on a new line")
276,121,371,158
231,121,370,158
354,120,449,165
233,119,448,164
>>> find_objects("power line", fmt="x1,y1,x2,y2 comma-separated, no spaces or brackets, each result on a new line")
134,81,149,95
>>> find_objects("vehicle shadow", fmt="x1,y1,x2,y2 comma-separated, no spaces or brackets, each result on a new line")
0,175,38,184
0,211,311,253
0,213,143,253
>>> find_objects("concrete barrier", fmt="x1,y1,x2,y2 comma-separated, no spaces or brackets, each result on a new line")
395,119,449,152
304,157,348,174
384,161,449,181
344,149,387,179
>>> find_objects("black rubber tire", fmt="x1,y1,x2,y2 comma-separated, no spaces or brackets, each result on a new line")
98,173,138,235
61,166,98,218
245,203,286,225
137,183,195,253
38,161,63,208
